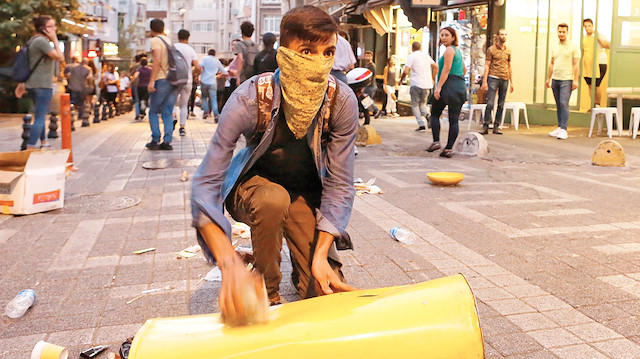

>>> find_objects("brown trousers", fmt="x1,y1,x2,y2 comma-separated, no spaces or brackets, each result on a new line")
227,175,343,299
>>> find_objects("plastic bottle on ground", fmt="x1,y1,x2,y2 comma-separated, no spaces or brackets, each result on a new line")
389,227,417,245
5,289,36,318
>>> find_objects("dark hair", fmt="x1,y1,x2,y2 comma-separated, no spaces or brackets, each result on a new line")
240,21,254,37
558,23,569,30
262,32,277,49
439,27,459,46
208,49,216,56
140,58,148,66
583,18,593,25
33,15,53,33
411,41,421,51
150,19,164,34
280,5,339,48
178,29,190,41
364,50,373,56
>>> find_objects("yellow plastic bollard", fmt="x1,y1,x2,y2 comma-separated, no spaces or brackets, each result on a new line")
129,274,484,359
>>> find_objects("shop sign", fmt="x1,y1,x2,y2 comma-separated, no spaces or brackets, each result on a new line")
411,0,443,7
103,42,119,56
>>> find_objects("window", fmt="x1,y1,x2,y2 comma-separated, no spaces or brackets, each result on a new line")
621,21,640,47
192,43,216,54
192,21,217,32
170,1,186,13
171,21,183,32
261,0,281,4
263,16,282,34
147,0,165,11
194,0,216,9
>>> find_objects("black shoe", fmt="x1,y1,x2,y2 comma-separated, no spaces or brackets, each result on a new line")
189,112,195,118
203,113,209,120
159,142,173,150
173,119,177,129
179,127,186,136
493,129,503,135
426,141,441,152
439,149,453,158
146,141,160,150
415,126,427,132
480,127,489,135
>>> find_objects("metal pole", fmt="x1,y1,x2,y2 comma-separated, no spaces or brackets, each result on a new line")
543,0,551,107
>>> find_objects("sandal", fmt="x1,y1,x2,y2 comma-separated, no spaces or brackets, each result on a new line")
425,141,441,152
439,149,453,158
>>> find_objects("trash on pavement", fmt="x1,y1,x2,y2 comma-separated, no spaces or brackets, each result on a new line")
180,170,189,182
5,289,36,318
133,247,156,255
80,345,109,358
119,337,133,359
204,266,222,281
389,227,417,245
32,340,68,359
107,352,122,359
232,222,251,239
354,177,383,195
177,245,201,259
141,285,174,295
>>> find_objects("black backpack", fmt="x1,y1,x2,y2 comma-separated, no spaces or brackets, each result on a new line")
0,38,46,82
237,40,259,82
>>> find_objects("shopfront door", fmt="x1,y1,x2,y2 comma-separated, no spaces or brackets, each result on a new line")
609,0,640,87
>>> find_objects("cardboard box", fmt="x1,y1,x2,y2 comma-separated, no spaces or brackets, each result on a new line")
0,149,70,215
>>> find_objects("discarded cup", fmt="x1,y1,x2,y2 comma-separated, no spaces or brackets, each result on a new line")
389,227,417,245
31,341,68,359
180,171,189,182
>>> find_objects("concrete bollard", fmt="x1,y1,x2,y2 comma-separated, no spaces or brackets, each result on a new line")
20,114,32,151
47,112,59,139
453,132,489,157
592,140,625,167
355,125,382,146
70,104,76,132
93,101,101,123
101,100,109,122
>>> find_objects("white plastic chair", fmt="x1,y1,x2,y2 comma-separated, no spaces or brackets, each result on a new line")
468,104,486,130
500,102,529,130
630,107,640,139
589,107,621,138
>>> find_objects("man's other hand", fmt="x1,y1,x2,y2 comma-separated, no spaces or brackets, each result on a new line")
312,257,356,295
219,256,268,326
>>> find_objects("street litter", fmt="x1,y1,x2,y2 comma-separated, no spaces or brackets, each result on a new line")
354,177,383,195
204,266,222,281
120,337,133,359
133,247,156,255
389,227,417,245
180,170,189,182
107,352,122,359
80,345,109,358
232,222,251,239
5,289,36,318
32,341,68,359
177,245,201,259
126,286,175,304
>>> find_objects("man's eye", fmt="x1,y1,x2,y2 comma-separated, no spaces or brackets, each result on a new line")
325,50,335,57
302,49,311,55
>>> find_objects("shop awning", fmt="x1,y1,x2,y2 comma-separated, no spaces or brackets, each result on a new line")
399,0,428,29
362,5,393,36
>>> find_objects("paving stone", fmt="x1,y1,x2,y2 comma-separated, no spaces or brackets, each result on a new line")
550,345,609,359
565,322,624,342
94,323,143,344
485,299,537,316
486,332,545,356
591,339,640,359
46,328,95,347
527,328,583,348
506,312,558,332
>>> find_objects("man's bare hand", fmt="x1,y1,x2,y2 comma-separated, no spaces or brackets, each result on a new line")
481,81,488,92
219,256,268,326
312,257,356,295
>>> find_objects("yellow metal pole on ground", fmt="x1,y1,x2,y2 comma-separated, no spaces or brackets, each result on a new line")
129,274,484,359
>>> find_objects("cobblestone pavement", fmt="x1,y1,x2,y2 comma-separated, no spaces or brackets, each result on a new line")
1,111,640,358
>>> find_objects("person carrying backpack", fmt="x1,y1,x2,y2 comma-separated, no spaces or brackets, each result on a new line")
147,18,179,151
253,32,278,75
14,15,65,149
234,21,259,84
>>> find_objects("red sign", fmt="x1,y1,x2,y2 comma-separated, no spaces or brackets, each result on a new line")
33,190,61,204
0,200,14,206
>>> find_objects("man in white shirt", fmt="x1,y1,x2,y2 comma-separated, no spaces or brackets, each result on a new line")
331,31,356,84
173,29,200,136
400,42,438,132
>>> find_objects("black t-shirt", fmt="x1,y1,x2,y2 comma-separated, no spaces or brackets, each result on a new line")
248,112,321,194
253,49,278,75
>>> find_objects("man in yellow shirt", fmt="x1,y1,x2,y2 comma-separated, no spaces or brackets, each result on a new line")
146,18,178,151
582,18,610,107
545,23,580,140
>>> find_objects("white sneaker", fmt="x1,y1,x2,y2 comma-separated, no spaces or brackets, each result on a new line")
548,127,561,137
556,129,568,140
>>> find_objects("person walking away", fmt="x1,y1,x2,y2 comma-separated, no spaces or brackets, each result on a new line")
192,5,359,323
400,41,438,132
480,29,513,135
234,21,259,84
200,49,228,121
118,71,130,114
383,55,399,117
331,30,356,84
147,18,179,150
174,29,200,136
216,59,226,112
362,50,380,119
129,54,145,119
545,23,580,140
189,65,200,118
425,27,467,158
131,58,152,120
63,56,91,123
582,18,610,107
104,64,119,117
253,32,278,75
14,15,65,149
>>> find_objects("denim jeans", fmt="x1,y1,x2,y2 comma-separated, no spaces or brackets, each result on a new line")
70,90,86,121
27,88,53,147
483,77,509,128
176,83,192,126
149,79,178,144
132,85,140,117
410,86,429,127
551,80,572,130
201,83,218,116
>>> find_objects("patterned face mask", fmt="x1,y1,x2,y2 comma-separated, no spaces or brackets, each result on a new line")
276,46,334,139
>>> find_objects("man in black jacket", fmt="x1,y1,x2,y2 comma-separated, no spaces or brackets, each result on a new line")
254,32,278,74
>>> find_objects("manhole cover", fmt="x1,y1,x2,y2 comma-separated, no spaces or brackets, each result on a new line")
142,158,201,170
63,194,141,214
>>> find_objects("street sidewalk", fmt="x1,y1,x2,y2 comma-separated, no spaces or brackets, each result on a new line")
1,111,640,358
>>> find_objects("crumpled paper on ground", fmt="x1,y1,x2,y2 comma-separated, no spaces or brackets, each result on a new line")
354,177,383,195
